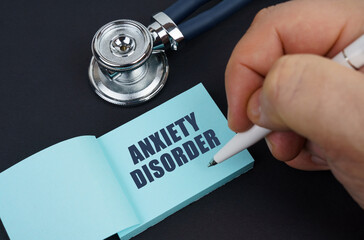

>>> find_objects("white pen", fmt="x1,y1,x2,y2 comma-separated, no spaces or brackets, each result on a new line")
209,33,364,167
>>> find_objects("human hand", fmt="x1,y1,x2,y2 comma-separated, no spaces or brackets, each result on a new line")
225,0,364,208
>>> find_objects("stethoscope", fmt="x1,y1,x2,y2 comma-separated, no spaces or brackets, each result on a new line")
88,0,251,106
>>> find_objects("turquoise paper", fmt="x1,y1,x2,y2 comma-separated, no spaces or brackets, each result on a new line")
0,84,254,240
0,136,139,240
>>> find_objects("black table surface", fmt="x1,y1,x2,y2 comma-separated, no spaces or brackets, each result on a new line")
1,0,363,239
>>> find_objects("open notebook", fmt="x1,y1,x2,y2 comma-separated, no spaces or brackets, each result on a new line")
0,84,254,240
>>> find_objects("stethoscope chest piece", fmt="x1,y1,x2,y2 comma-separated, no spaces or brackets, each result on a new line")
88,0,249,105
89,19,169,105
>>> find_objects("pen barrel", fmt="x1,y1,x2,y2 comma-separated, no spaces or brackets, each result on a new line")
214,125,271,163
332,34,364,69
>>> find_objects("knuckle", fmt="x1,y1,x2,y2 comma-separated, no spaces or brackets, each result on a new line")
252,6,277,25
265,55,307,108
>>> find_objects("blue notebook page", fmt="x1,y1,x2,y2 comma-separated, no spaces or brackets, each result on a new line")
0,136,139,240
97,83,254,239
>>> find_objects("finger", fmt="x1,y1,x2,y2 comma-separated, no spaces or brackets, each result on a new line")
226,0,364,132
305,141,327,161
263,129,329,168
285,149,329,171
226,62,263,131
248,54,364,162
265,131,305,162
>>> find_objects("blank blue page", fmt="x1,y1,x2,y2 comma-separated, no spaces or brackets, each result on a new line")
98,84,254,239
0,136,139,240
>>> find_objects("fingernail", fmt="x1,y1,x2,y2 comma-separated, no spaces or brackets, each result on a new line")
311,155,328,166
265,138,273,153
249,92,261,119
227,108,233,129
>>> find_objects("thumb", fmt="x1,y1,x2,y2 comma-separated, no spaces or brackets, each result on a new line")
248,54,364,157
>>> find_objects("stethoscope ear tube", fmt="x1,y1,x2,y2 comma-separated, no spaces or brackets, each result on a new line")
164,0,211,24
165,0,252,40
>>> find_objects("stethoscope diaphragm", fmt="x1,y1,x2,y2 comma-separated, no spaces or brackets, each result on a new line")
89,19,169,105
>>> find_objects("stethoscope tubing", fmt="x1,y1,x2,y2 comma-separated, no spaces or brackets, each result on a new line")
165,0,252,40
164,0,211,24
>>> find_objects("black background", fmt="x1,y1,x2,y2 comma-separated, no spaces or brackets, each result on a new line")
0,0,363,239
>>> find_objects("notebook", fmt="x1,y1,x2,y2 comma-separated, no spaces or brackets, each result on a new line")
0,83,254,240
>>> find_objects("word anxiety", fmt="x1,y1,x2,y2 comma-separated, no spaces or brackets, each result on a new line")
128,112,221,189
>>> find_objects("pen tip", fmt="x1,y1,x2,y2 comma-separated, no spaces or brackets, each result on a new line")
208,159,217,167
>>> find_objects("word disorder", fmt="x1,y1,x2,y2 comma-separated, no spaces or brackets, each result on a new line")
129,112,221,188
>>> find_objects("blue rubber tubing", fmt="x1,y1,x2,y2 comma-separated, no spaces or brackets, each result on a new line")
178,0,252,40
164,0,211,24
